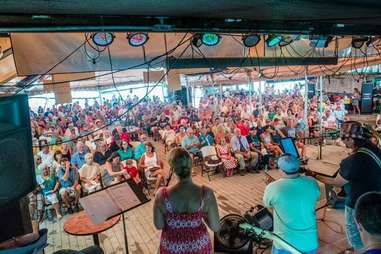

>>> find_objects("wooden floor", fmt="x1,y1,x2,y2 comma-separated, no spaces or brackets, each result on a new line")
42,141,351,254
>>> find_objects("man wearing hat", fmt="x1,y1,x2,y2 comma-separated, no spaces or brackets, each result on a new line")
263,154,320,254
315,121,381,251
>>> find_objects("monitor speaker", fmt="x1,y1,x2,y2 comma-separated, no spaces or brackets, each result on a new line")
361,82,373,113
0,94,36,206
308,83,315,99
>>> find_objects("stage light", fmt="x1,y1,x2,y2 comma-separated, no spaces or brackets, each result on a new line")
266,34,283,47
127,32,149,47
192,34,203,48
201,33,221,46
242,34,261,47
351,37,370,49
279,35,300,47
309,35,333,48
91,32,115,47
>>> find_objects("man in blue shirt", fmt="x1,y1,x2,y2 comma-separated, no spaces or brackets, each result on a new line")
231,128,259,175
199,127,214,147
181,128,201,157
263,155,320,254
58,158,81,212
71,141,87,170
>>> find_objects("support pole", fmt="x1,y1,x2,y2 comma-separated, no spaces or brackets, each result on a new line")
318,76,324,160
259,80,263,114
304,66,309,138
246,69,254,113
184,76,191,107
122,213,129,254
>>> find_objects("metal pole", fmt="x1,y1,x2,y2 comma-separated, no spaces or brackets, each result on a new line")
184,75,191,107
259,79,263,114
246,69,254,113
319,76,324,160
122,213,129,254
304,66,309,138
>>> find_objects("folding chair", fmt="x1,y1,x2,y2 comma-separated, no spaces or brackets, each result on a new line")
200,146,223,181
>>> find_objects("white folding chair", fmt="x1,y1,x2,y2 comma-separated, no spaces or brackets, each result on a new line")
200,146,222,181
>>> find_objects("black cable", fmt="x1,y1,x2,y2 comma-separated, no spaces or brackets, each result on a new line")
16,33,192,93
107,45,125,102
33,42,192,148
15,39,89,94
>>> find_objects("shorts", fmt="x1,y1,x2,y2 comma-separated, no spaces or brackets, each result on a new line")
344,205,364,249
45,192,59,205
59,187,77,199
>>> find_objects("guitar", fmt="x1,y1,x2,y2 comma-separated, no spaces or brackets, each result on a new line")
239,223,303,254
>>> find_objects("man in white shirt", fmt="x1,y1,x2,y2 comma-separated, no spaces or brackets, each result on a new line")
79,153,101,193
37,140,54,166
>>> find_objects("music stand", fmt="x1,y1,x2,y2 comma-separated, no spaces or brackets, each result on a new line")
79,179,150,254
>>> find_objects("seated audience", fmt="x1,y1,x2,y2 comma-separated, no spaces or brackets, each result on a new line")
199,127,214,147
79,153,102,193
93,140,108,165
263,155,320,254
261,126,283,156
231,128,259,175
139,142,165,193
181,128,202,157
153,148,220,253
215,137,237,176
161,124,176,147
117,140,134,161
134,134,147,161
175,126,186,146
355,192,381,254
36,163,62,219
122,159,141,184
71,141,87,170
57,158,81,212
38,140,54,166
104,152,127,186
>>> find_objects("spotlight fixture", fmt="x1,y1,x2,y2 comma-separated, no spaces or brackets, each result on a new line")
351,37,370,49
279,35,300,47
309,35,333,48
201,33,221,46
192,34,203,47
127,32,149,47
266,34,284,47
242,34,261,47
91,32,115,47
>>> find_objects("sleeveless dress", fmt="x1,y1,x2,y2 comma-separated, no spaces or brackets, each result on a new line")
159,187,212,254
215,144,237,170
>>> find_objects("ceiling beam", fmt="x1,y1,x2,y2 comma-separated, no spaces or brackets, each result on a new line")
167,57,338,69
1,14,381,35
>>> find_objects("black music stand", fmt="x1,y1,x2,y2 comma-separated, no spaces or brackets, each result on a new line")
80,179,150,254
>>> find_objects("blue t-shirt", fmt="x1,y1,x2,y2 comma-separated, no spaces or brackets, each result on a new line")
181,135,200,154
263,176,320,252
57,167,79,188
364,250,381,254
71,151,87,169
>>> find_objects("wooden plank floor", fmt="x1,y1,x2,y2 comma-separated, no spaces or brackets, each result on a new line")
42,142,350,254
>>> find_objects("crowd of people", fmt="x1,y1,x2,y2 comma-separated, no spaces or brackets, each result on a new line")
28,88,353,221
24,87,381,254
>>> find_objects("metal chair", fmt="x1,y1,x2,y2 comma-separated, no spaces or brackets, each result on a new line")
200,146,223,181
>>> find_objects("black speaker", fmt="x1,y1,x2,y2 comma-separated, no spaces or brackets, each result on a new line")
0,95,36,206
361,81,373,113
174,87,189,106
308,83,315,99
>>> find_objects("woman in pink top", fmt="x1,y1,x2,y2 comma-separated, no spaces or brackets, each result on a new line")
153,148,220,254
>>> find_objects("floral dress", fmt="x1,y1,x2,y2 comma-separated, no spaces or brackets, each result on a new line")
215,144,237,170
159,187,212,254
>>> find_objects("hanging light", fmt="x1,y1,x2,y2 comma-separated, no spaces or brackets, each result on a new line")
242,34,261,47
309,35,333,48
201,33,221,46
351,37,370,49
266,34,284,47
192,34,203,48
279,35,300,47
127,32,149,47
91,32,115,47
